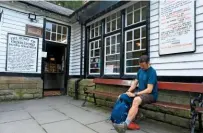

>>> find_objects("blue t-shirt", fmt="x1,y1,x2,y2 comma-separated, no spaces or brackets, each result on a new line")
136,67,158,101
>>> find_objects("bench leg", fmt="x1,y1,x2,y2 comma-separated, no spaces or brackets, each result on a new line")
82,93,88,107
93,93,97,105
191,112,197,133
198,113,202,132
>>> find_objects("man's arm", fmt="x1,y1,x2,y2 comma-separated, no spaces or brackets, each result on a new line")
136,84,153,95
127,79,138,92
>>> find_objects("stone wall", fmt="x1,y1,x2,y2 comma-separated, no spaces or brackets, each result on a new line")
0,76,43,101
67,78,200,128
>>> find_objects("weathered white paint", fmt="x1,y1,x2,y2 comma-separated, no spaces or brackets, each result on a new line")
149,0,203,76
69,22,85,76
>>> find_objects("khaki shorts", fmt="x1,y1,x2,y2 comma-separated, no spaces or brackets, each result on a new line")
138,94,155,105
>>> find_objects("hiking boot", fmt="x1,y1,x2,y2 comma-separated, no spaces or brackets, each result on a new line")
127,122,140,130
113,122,127,133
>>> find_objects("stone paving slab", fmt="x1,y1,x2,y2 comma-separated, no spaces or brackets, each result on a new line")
55,104,107,125
0,119,46,133
30,110,70,125
0,110,31,124
42,119,97,133
24,105,53,113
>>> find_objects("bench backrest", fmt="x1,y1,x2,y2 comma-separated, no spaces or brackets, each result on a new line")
93,78,203,93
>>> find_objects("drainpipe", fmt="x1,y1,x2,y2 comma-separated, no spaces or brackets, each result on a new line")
74,23,84,100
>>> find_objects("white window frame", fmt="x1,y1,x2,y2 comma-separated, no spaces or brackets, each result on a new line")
45,22,68,44
90,21,101,39
124,25,146,75
125,2,147,27
105,12,121,34
104,33,120,75
89,39,101,75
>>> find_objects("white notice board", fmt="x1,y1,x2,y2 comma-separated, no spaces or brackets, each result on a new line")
159,0,195,55
6,33,39,72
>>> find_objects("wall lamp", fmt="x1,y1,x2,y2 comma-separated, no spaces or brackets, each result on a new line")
28,13,37,22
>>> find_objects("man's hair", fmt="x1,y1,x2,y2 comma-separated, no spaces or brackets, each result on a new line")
139,55,149,63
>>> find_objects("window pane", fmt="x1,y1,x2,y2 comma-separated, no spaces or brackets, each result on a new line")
95,41,98,48
142,7,147,21
111,36,116,44
126,59,139,66
106,54,120,61
95,27,98,37
62,35,67,43
117,18,121,29
134,40,141,50
46,31,50,40
95,22,98,27
106,46,110,55
142,27,146,37
91,42,94,49
127,42,132,51
117,34,120,44
106,37,110,46
107,16,111,22
90,69,100,73
141,1,148,7
99,25,102,35
95,49,100,56
107,22,111,33
127,13,133,26
112,20,116,31
126,51,145,59
91,51,94,57
117,12,121,17
126,67,139,73
63,27,67,34
99,40,101,48
52,24,56,32
134,29,140,39
127,5,133,13
46,22,52,31
57,34,62,42
116,44,120,53
142,38,146,49
134,2,140,9
51,33,56,41
111,45,116,54
112,13,116,19
127,31,132,41
134,10,140,23
91,29,94,38
57,25,62,33
106,61,120,68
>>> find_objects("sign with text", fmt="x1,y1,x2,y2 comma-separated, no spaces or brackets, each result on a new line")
6,34,39,72
159,0,195,55
26,25,43,37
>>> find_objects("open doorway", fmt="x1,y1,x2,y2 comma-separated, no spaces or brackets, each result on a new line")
43,41,67,96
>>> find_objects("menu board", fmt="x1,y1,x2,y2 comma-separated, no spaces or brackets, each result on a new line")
6,34,38,72
159,0,195,55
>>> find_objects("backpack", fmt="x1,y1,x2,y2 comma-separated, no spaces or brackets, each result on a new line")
110,93,133,124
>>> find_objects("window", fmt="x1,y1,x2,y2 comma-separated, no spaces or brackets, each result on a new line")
45,22,68,44
104,34,120,74
125,26,146,74
106,12,121,33
90,21,101,39
126,1,147,26
89,39,101,74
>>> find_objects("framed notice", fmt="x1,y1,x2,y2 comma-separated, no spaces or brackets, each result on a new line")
159,0,195,55
26,25,43,38
6,33,39,72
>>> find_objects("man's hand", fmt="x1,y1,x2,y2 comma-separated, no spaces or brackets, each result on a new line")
126,92,135,97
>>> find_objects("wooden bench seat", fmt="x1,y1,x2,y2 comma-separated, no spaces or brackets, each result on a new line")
82,78,203,133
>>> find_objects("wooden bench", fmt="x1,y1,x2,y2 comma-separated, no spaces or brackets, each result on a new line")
82,78,203,133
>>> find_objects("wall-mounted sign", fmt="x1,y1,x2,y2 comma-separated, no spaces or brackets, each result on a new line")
6,33,39,72
105,65,114,73
26,25,43,37
159,0,195,55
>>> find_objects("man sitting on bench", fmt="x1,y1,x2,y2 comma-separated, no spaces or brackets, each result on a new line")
113,55,158,133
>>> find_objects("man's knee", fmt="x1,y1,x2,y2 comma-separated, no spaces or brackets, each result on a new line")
132,97,142,107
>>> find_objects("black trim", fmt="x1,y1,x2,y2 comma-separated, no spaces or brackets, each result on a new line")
100,19,105,77
146,2,150,57
124,21,147,31
102,75,120,79
158,0,196,56
158,76,203,83
120,9,125,78
0,72,41,77
89,36,101,42
86,75,100,79
69,75,83,78
45,20,70,28
86,26,90,77
84,26,88,78
6,33,39,73
104,29,121,38
80,25,83,77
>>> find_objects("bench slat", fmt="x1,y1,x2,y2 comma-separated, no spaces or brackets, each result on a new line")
86,90,119,98
93,78,132,86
